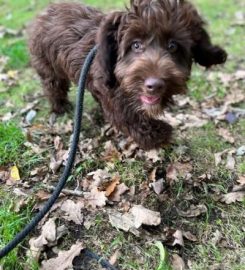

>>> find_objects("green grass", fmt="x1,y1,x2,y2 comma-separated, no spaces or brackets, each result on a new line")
0,190,34,270
186,123,229,172
0,38,29,70
0,121,25,166
0,0,244,269
113,159,147,186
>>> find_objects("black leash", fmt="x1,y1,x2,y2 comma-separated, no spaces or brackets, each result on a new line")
0,45,118,270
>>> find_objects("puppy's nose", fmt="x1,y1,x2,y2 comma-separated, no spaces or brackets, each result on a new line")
145,77,165,92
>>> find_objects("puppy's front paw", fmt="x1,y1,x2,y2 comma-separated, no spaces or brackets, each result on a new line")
211,46,227,64
131,120,173,150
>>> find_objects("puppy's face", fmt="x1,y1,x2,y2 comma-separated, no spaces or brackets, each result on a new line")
115,9,192,116
97,0,227,117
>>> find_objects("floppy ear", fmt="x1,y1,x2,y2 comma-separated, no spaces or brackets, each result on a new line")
189,9,227,67
96,12,124,88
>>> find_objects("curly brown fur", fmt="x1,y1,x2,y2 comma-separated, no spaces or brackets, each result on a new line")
28,0,227,150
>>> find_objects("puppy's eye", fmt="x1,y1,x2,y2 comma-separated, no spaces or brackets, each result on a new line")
131,41,144,53
167,40,178,53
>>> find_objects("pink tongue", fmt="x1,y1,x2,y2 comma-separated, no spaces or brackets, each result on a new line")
140,95,160,105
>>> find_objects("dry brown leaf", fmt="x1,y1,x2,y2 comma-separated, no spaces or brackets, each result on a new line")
214,149,230,166
35,190,51,201
85,187,107,208
226,150,236,170
28,218,56,260
144,149,162,163
60,200,84,225
166,164,178,183
108,210,139,236
41,242,84,270
54,136,63,151
178,204,207,217
166,162,192,183
87,169,111,188
0,169,9,182
109,249,121,266
237,176,245,185
109,205,161,234
104,174,120,196
49,157,63,174
171,254,186,270
180,114,208,130
130,205,161,228
148,167,157,182
218,128,235,144
221,191,245,204
150,179,164,195
234,70,245,80
173,230,184,247
160,112,182,127
102,140,121,162
183,231,198,242
109,183,129,202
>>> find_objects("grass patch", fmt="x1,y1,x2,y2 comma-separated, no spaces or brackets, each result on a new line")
0,38,29,70
114,159,147,187
186,122,229,173
0,121,25,166
0,189,34,270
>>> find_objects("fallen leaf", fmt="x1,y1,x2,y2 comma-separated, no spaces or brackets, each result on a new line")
10,165,21,181
60,200,84,225
148,167,157,182
166,162,192,183
41,242,84,270
211,230,222,245
181,114,208,130
103,174,120,196
109,249,121,266
28,218,56,260
0,168,10,182
109,183,129,202
218,128,235,144
172,230,184,247
36,190,51,201
183,231,198,242
234,70,245,80
171,254,186,270
49,157,63,174
177,204,207,217
130,205,161,228
161,112,182,127
237,176,245,185
221,191,245,204
145,149,162,163
87,169,111,189
102,140,121,162
214,149,230,166
108,210,139,236
85,188,107,208
166,164,178,183
226,150,236,170
150,179,165,195
54,136,63,151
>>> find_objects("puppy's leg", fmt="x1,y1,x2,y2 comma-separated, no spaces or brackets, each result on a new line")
33,59,72,114
127,115,173,150
41,76,71,114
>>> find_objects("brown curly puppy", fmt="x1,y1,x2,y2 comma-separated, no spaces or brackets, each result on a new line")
28,0,227,150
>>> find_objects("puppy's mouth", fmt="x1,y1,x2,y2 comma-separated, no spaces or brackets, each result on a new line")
140,95,161,105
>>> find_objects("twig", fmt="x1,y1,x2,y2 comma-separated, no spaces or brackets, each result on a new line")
42,184,89,197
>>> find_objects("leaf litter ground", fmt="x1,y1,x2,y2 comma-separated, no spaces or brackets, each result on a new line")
0,0,245,269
